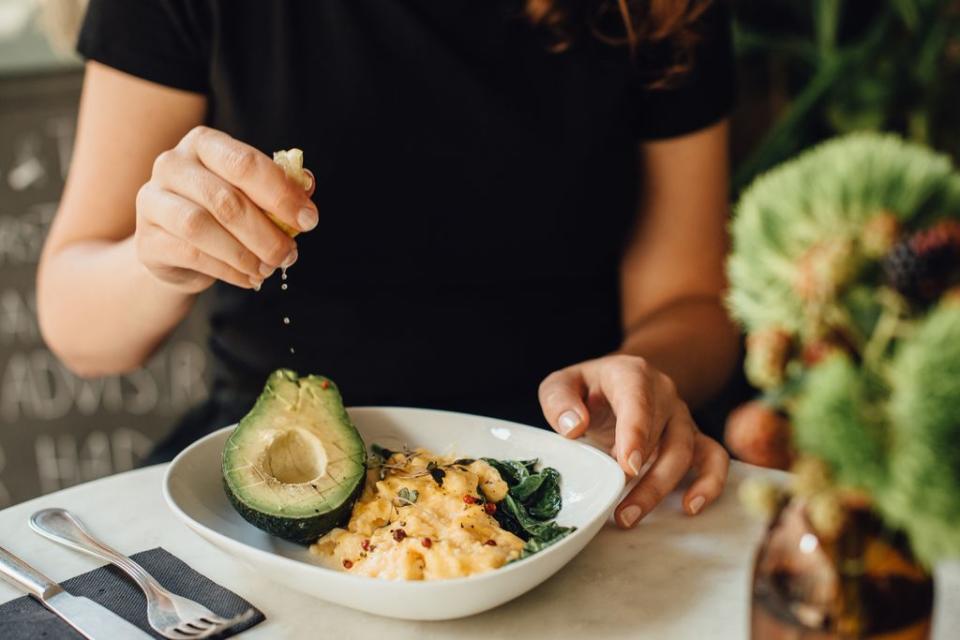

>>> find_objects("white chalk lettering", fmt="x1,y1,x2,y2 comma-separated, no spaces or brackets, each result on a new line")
0,350,74,421
124,367,160,416
7,133,46,192
110,427,154,472
0,203,56,266
168,340,209,409
34,428,156,494
0,288,39,344
77,430,112,481
1,341,207,422
72,375,124,416
35,433,79,493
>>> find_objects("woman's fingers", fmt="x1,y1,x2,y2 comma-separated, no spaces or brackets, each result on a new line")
152,156,297,272
179,126,318,233
138,185,266,284
137,126,317,294
539,356,673,476
599,356,672,476
539,354,729,523
538,367,591,439
614,407,697,528
137,220,257,290
682,431,729,516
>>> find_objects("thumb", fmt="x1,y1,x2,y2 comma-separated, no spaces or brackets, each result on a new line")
538,367,590,439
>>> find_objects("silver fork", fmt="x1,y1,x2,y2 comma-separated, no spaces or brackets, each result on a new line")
29,508,254,639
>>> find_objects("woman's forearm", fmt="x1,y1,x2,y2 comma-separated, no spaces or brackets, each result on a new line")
37,236,196,377
618,296,740,409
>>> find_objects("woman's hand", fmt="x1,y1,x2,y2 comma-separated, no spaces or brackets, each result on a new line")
539,354,729,528
135,126,317,293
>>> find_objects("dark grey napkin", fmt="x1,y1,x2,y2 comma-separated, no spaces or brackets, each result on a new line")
0,547,264,639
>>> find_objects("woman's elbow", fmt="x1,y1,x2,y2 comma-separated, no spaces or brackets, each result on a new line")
51,348,145,381
38,317,148,379
36,273,147,379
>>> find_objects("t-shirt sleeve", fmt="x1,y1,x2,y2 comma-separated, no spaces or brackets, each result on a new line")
76,0,211,94
634,1,736,140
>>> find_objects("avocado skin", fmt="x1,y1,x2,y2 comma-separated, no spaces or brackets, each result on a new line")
221,369,367,545
222,473,364,545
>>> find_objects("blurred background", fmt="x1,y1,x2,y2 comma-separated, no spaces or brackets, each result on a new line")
0,0,957,507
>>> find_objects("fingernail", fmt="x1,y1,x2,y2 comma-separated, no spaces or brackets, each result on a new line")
281,248,298,269
258,262,275,278
297,206,318,231
621,505,643,527
251,278,263,292
689,496,706,515
627,450,643,476
558,410,580,436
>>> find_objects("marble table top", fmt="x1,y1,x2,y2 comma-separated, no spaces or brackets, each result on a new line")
0,462,957,639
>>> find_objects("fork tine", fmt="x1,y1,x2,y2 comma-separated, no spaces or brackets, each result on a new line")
171,608,256,640
180,619,217,632
191,621,236,640
184,622,212,631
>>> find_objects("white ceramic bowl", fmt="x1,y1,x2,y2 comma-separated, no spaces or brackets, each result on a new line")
163,407,625,620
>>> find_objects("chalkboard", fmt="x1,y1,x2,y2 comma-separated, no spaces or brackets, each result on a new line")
0,70,210,507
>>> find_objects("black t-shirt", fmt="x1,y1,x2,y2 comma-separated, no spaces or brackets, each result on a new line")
77,0,734,460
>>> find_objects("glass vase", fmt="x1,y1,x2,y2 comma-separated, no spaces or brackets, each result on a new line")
750,496,934,639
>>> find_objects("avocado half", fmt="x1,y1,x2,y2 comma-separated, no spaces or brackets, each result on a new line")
221,370,366,544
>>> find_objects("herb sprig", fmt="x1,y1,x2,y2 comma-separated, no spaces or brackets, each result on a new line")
371,444,470,485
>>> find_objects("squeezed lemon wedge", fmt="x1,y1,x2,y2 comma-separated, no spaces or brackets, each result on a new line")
270,148,312,237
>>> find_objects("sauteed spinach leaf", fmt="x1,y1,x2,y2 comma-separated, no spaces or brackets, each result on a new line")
483,457,575,560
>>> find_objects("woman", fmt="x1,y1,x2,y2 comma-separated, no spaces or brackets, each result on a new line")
37,0,739,529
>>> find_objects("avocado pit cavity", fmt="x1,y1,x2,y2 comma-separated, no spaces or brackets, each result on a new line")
261,427,329,485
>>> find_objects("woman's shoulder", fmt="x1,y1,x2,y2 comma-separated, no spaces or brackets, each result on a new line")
78,0,214,94
631,1,736,141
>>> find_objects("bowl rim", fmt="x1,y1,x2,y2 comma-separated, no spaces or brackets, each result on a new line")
162,405,625,589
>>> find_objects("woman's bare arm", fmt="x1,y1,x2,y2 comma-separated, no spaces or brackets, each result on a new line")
38,62,316,378
38,63,207,377
538,120,735,526
618,119,738,407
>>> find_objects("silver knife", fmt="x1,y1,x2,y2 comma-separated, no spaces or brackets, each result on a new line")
0,544,154,639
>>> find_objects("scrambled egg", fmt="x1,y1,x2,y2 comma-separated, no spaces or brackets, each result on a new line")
310,448,524,579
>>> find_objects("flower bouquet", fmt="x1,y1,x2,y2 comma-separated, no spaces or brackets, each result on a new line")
725,133,960,639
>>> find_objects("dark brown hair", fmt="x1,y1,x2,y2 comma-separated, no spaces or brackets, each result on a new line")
525,0,713,87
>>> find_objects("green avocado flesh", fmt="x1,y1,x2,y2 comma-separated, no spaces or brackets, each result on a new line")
221,370,366,544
